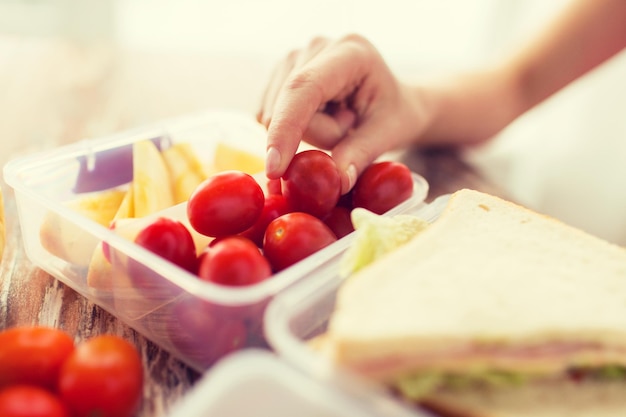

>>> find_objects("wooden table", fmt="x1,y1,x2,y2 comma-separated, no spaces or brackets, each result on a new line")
0,35,502,416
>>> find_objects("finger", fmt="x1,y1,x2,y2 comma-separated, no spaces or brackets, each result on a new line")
258,50,299,127
303,107,357,150
258,38,329,127
292,36,329,70
331,113,402,194
265,43,372,178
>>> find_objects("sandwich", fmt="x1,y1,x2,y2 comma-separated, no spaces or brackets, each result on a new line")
322,188,626,417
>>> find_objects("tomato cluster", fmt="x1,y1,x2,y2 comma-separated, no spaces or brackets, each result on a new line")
119,151,415,369
0,326,143,417
132,150,415,288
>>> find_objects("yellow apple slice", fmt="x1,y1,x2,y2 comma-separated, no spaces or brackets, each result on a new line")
86,217,142,291
40,189,126,266
162,143,207,204
213,142,265,174
114,187,134,220
132,140,175,217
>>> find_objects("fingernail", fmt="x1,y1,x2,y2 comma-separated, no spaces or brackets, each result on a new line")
266,146,281,174
344,163,357,192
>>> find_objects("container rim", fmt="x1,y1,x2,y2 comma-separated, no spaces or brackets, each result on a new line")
3,107,431,306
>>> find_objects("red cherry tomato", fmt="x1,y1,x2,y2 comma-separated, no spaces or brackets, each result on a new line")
198,236,272,286
281,150,341,219
323,205,355,239
168,297,248,368
0,385,70,417
239,194,293,247
58,335,143,417
0,326,75,391
134,217,198,273
188,171,264,237
352,161,414,214
263,212,337,272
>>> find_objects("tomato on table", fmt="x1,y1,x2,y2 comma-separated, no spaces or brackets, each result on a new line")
58,335,143,417
0,385,69,417
0,326,75,391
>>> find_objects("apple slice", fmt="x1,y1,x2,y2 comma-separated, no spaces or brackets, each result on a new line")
113,187,134,220
162,143,207,204
86,217,142,291
40,189,126,266
132,140,175,217
213,142,265,174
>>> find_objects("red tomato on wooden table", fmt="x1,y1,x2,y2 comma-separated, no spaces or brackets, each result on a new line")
58,335,143,417
0,326,75,391
0,385,70,417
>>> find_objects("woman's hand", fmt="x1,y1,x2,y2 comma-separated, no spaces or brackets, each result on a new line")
257,34,428,194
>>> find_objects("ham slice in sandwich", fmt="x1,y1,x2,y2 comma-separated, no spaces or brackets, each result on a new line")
322,189,626,417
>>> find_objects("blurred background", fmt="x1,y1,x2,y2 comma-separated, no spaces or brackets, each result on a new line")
1,0,625,244
0,0,575,75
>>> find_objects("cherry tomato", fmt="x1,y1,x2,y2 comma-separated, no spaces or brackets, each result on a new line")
281,150,341,219
263,212,337,272
323,205,355,239
58,335,143,417
239,194,293,247
0,385,69,417
198,236,272,286
188,170,264,237
134,217,198,273
352,161,414,214
0,326,75,391
168,297,247,368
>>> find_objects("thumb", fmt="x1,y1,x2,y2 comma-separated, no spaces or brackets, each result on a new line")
331,116,399,194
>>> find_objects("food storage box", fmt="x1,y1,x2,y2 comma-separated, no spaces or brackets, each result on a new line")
3,109,430,372
166,349,427,417
264,196,451,416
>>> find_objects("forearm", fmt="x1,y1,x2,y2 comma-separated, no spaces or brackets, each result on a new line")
411,65,521,147
413,0,626,147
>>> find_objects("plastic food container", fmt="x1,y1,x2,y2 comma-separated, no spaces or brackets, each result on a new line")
3,109,430,372
264,196,451,417
166,349,425,417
